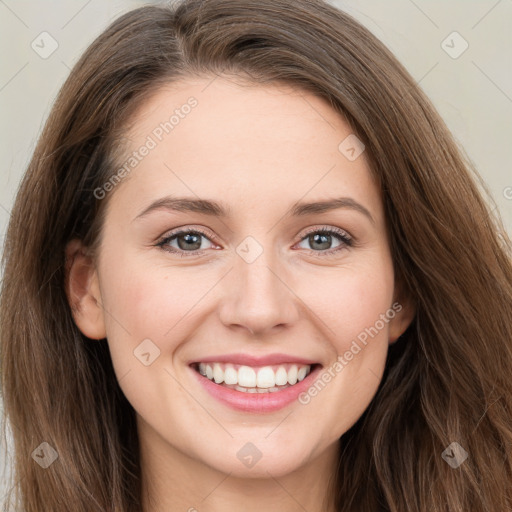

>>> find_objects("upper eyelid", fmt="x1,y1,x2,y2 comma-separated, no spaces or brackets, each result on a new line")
159,226,218,244
301,225,352,239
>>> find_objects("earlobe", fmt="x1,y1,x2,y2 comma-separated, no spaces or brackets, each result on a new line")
65,239,106,340
388,297,416,344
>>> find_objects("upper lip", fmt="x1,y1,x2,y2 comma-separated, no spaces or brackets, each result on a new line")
189,353,320,367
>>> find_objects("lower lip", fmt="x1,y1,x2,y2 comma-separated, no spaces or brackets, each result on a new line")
190,364,322,413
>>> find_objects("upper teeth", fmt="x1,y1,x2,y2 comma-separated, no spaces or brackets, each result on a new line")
197,363,311,388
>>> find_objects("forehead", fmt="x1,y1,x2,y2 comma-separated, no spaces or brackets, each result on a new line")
107,76,382,223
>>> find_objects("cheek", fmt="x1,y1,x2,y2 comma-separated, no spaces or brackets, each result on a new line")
300,263,395,348
96,262,210,420
293,260,394,409
98,259,220,358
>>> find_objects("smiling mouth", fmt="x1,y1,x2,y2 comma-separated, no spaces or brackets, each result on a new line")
190,362,322,394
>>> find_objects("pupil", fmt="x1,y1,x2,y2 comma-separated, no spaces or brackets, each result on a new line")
178,233,201,250
311,233,331,250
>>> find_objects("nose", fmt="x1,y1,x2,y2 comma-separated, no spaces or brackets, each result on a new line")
217,249,301,337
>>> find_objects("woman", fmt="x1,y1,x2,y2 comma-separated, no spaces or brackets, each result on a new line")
1,0,511,510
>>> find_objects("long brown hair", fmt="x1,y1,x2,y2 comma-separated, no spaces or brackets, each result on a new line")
1,1,512,510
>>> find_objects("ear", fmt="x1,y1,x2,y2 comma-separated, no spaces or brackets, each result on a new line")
65,239,106,340
388,285,416,344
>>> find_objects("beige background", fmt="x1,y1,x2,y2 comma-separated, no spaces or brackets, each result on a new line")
1,0,511,503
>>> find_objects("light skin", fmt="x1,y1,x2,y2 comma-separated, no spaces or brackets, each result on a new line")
66,75,415,512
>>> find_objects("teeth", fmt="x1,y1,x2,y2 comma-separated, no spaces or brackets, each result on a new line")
213,363,224,384
196,362,313,389
275,366,288,386
224,365,238,385
297,366,308,382
238,366,256,387
256,366,275,388
288,365,298,385
233,384,286,393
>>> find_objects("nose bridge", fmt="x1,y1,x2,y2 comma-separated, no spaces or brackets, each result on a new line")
218,239,299,335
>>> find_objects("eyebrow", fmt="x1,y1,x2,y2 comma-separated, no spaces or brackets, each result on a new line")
134,195,375,225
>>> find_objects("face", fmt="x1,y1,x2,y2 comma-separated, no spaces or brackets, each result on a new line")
67,76,414,480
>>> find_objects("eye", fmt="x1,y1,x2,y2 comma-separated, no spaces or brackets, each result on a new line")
157,228,218,257
295,226,353,255
156,225,354,257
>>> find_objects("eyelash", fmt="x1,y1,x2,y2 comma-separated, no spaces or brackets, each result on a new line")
156,225,354,258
